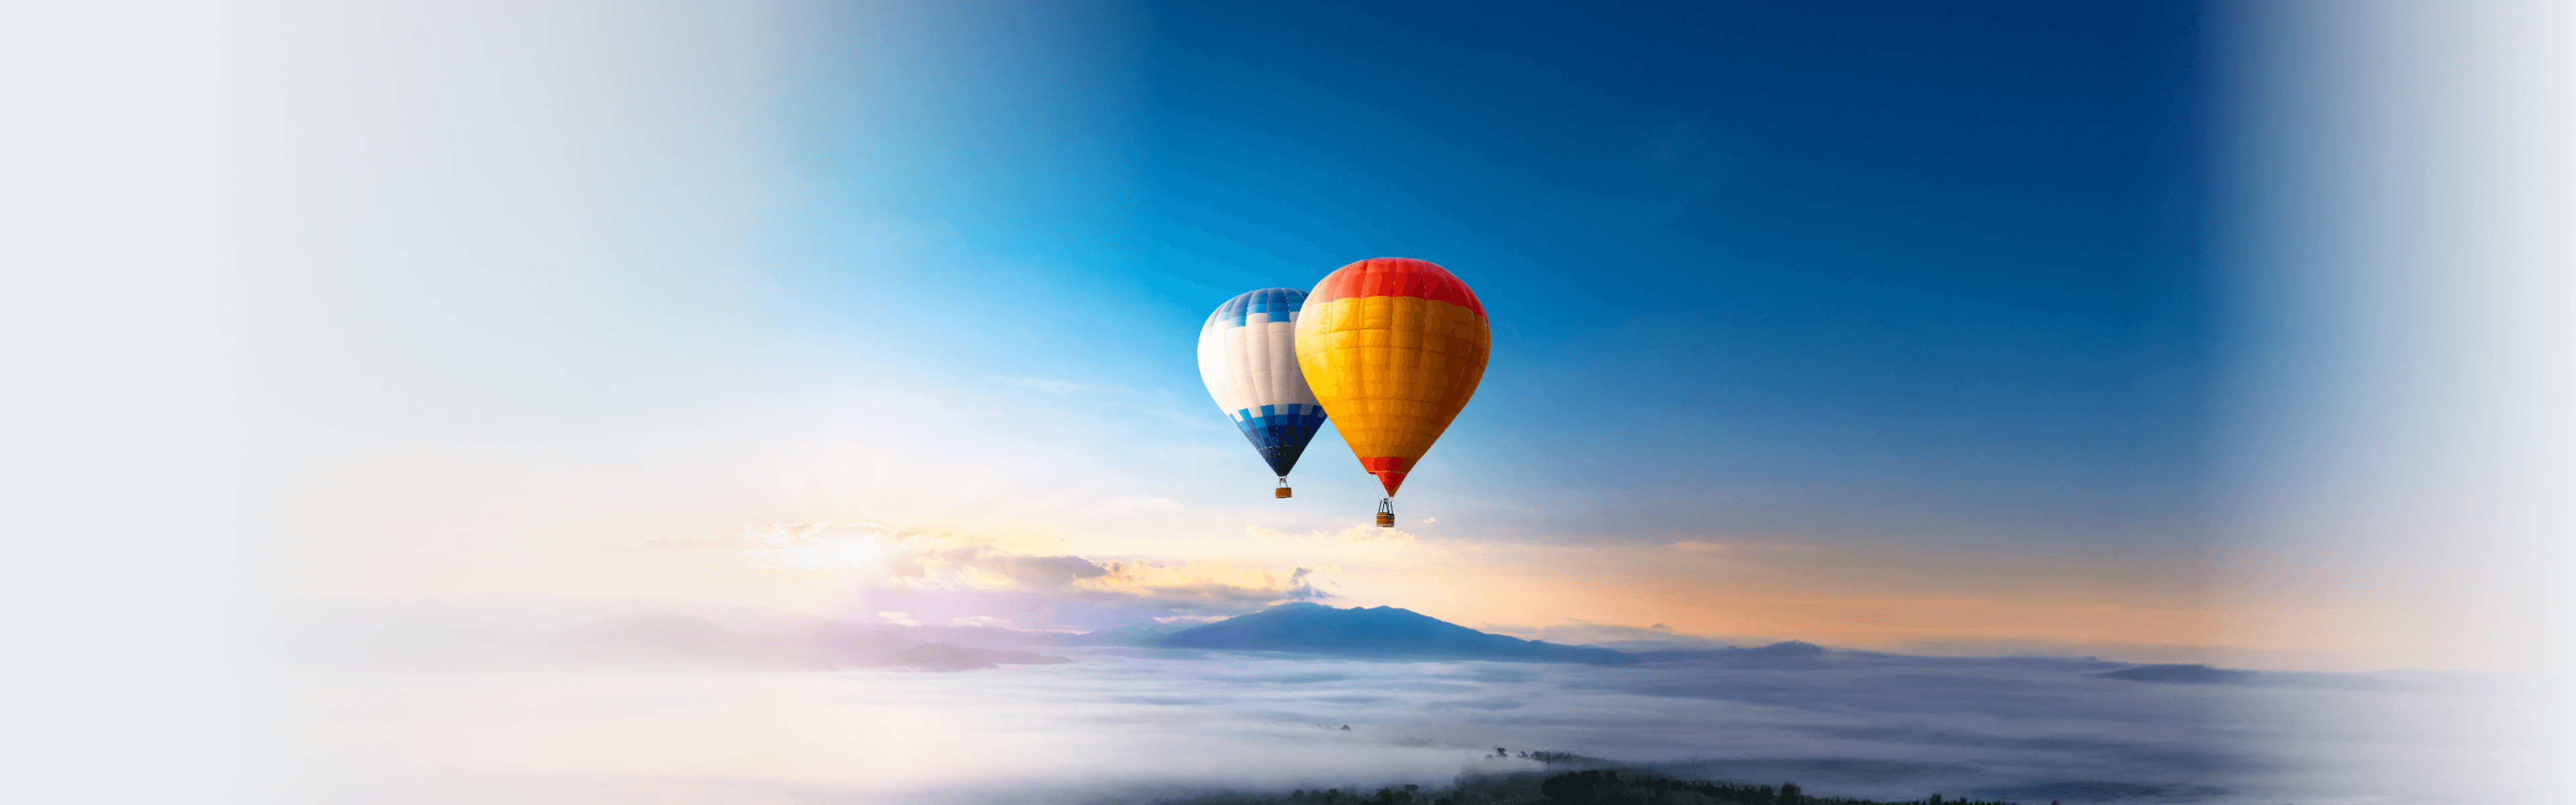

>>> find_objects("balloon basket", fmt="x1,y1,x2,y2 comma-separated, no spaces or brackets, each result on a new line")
1275,487,1293,498
1375,498,1395,527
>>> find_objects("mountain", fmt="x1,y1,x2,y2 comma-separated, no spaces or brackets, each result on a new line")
559,612,1079,671
1631,640,1833,669
2100,663,2257,684
1159,603,1638,665
278,601,1078,672
756,616,920,665
950,647,1077,665
863,622,1066,650
1032,625,1180,647
636,609,1074,668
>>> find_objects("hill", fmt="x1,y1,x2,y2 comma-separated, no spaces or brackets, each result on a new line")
1159,603,1637,665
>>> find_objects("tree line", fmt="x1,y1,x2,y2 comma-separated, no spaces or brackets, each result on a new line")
1152,768,2055,805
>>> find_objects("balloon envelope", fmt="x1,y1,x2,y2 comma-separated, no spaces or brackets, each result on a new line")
1293,258,1491,496
1197,288,1329,478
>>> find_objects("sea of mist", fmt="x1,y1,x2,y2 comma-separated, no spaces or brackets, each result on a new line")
268,639,2542,804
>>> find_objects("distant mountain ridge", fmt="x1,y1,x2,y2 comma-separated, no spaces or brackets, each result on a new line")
2099,663,2257,684
549,611,1076,671
286,604,1074,672
290,601,1984,670
282,600,2263,679
1156,603,1639,665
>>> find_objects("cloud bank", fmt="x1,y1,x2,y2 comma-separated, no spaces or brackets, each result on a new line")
648,521,1335,631
270,643,2537,805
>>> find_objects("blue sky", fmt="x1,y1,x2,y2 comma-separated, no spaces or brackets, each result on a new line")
16,4,2573,803
219,0,2254,660
767,0,2208,549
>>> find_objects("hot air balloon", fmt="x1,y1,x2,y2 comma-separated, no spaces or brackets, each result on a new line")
1198,288,1330,496
1293,258,1491,526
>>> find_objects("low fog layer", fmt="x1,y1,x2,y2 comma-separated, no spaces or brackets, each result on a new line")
272,606,2539,804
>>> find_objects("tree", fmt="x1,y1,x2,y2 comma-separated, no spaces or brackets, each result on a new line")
1777,782,1802,805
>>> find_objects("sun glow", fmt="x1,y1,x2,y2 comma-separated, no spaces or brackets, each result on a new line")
735,521,902,571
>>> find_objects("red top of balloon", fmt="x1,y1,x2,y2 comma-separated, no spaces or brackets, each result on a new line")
1307,258,1487,319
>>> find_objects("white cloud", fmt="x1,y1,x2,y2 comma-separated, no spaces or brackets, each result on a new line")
664,522,1340,631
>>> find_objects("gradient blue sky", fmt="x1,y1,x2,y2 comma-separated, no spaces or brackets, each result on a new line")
17,4,2574,803
777,0,2206,547
218,0,2245,660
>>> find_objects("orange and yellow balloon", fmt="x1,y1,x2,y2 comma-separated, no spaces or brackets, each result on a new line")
1293,258,1491,510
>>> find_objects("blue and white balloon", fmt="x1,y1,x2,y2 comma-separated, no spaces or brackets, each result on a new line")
1197,288,1328,488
